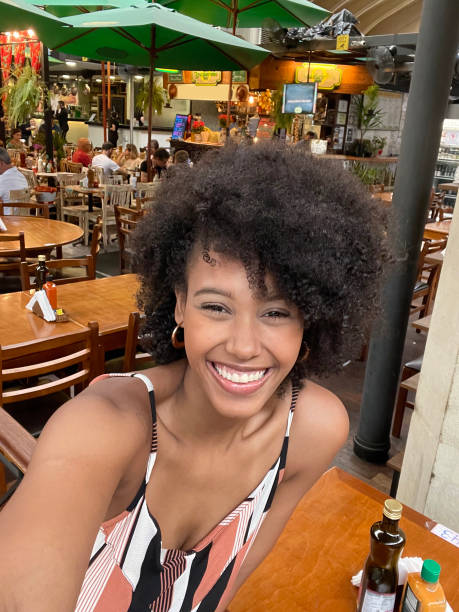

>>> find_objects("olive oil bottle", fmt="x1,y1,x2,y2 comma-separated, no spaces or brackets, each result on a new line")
357,499,406,612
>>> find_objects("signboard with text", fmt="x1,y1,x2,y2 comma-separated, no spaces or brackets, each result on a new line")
295,63,342,91
192,71,222,85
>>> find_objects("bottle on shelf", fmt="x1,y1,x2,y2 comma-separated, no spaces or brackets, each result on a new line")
356,499,406,612
401,559,446,611
35,255,48,291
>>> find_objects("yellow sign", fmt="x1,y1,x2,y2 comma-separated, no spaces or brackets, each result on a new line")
192,71,222,85
295,63,342,91
336,34,349,51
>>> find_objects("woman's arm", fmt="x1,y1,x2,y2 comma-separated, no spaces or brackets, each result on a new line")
0,379,151,612
217,382,349,611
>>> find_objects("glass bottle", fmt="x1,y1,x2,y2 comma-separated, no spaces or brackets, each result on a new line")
87,165,95,188
35,255,48,291
356,499,406,612
401,559,446,611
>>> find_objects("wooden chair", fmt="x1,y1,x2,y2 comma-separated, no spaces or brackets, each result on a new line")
104,175,124,185
89,185,132,248
20,255,96,290
122,312,154,372
114,205,145,273
90,215,103,269
0,200,50,218
368,184,385,194
133,183,160,210
58,171,88,242
0,232,27,276
392,356,423,438
0,408,36,507
0,321,101,440
18,167,38,191
411,238,447,320
61,159,83,173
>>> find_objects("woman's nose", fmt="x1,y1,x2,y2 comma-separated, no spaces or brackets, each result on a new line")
225,317,261,361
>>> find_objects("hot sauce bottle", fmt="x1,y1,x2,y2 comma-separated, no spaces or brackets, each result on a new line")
401,559,446,611
356,499,406,612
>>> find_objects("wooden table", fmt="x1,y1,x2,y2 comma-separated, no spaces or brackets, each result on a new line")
0,216,83,255
412,314,431,333
0,290,85,358
438,182,458,192
424,220,451,240
0,274,139,361
228,468,459,612
372,192,393,205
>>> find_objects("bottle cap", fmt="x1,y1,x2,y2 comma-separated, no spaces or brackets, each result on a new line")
421,559,441,583
38,254,46,262
383,498,403,520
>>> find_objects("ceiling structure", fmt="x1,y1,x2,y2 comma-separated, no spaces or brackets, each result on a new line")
314,0,422,35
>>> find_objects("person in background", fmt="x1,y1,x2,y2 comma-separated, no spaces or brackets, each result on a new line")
116,144,141,170
296,131,318,152
173,149,191,165
19,120,32,146
140,147,170,182
56,101,69,141
72,138,93,168
92,142,129,178
0,147,28,214
6,128,26,152
107,111,119,148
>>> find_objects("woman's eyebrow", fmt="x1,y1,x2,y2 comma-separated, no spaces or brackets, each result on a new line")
194,288,232,298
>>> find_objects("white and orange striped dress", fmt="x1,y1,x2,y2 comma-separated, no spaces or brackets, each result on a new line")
76,373,298,612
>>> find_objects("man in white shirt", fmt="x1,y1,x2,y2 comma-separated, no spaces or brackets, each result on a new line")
92,142,128,178
0,147,28,214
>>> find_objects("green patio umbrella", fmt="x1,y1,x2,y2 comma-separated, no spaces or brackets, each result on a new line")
48,2,269,176
20,0,130,19
159,0,329,128
159,0,330,29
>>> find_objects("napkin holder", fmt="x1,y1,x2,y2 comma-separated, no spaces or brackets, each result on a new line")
26,290,69,322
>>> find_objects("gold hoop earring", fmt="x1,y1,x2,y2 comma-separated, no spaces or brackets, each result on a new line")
171,324,185,349
298,342,310,363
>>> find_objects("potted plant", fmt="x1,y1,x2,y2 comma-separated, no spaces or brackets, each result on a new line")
191,119,205,142
135,78,168,124
354,84,384,157
1,64,46,127
271,89,293,137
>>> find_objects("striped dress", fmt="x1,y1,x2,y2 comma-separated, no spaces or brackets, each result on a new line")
76,373,298,612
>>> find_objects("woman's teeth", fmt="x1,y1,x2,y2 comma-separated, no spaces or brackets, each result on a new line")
214,363,266,383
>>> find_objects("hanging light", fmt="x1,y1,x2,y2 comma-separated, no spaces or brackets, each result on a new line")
27,29,35,38
248,95,254,105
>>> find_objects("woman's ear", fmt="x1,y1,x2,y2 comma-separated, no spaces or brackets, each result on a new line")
174,289,186,325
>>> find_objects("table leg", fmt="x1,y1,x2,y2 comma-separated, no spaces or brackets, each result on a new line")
88,193,94,213
56,246,63,259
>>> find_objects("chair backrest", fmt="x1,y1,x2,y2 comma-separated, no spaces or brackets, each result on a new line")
0,232,27,271
0,200,50,218
18,167,37,190
57,172,85,186
93,166,104,184
20,255,96,290
8,150,21,166
90,216,103,261
104,184,132,209
0,408,36,475
62,160,83,173
0,321,101,408
123,312,152,372
114,205,145,273
8,188,30,203
368,184,384,194
104,175,123,185
417,238,448,280
133,183,160,210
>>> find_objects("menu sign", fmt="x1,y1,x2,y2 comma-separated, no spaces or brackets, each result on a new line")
295,63,342,91
168,71,183,83
232,70,247,83
192,71,222,85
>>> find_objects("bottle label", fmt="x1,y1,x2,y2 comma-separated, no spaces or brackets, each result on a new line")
401,585,421,612
361,589,396,612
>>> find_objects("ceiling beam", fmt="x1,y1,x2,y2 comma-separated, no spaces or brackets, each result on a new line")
355,0,386,19
365,0,418,34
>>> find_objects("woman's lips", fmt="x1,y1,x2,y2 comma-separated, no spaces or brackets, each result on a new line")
207,361,271,395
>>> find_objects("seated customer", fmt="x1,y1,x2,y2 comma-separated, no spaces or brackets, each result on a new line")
140,147,170,182
6,128,26,152
0,147,28,214
92,142,129,178
116,144,141,170
72,138,92,168
173,149,191,165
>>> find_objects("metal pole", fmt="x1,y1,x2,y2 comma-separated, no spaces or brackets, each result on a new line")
101,61,107,142
129,74,134,146
354,0,459,463
41,45,54,162
147,24,156,182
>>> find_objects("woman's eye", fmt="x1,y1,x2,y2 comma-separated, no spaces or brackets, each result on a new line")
264,310,289,319
201,303,228,315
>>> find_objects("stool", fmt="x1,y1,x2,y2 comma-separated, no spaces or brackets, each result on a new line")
392,355,423,438
387,451,404,497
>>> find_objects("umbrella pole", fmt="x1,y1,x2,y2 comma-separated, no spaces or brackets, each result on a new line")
41,44,54,162
147,25,156,182
101,61,107,142
226,9,238,135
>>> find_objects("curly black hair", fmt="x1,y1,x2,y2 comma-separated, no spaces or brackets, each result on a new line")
133,142,390,388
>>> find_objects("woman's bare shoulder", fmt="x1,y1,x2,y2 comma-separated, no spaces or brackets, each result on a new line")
285,380,349,480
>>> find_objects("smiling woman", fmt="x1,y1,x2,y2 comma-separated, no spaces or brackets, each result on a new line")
0,142,390,612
